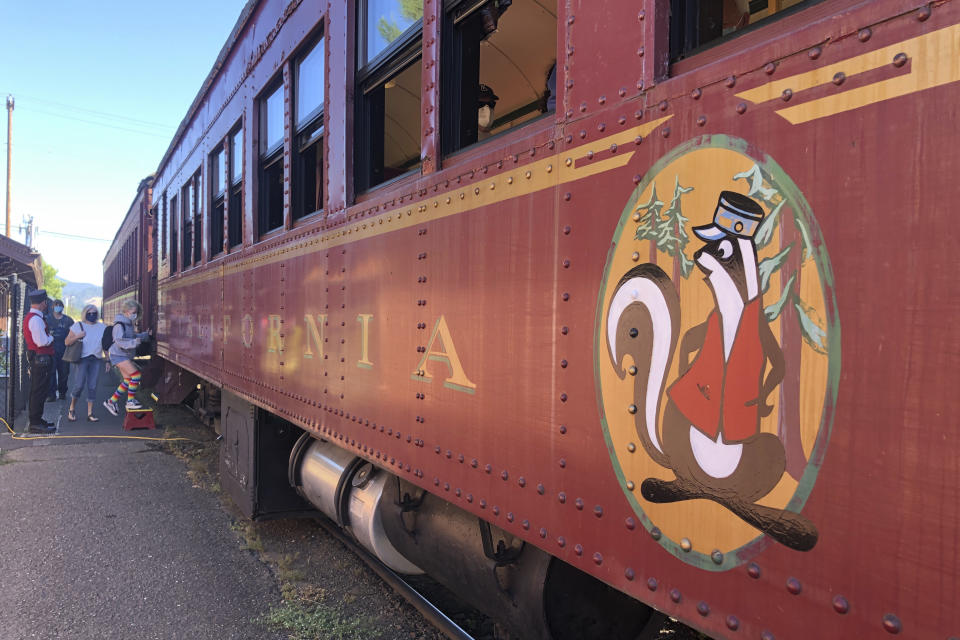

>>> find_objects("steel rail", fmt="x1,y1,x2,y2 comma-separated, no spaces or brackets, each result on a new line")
313,517,475,640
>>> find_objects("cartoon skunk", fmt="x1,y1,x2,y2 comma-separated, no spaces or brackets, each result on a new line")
607,191,818,552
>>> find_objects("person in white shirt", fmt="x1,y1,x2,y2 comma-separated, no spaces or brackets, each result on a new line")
24,289,55,433
64,304,107,422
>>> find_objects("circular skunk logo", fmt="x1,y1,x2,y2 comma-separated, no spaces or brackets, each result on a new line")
596,136,840,570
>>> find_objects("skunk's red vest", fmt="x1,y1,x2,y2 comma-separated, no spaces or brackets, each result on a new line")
23,309,54,355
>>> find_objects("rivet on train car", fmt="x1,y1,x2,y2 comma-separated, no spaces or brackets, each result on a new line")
697,115,707,127
485,463,492,473
443,482,449,491
479,498,486,508
764,62,777,74
832,72,846,86
434,477,440,486
565,134,573,143
579,129,587,138
525,171,532,179
536,483,545,495
659,100,668,111
586,150,594,160
567,15,574,25
435,446,441,454
445,197,451,205
916,5,931,20
598,95,606,105
650,527,662,540
625,517,636,530
546,164,554,173
469,458,478,468
609,143,617,153
561,325,570,334
562,293,570,302
619,87,627,98
559,424,568,434
627,442,636,453
458,453,464,463
466,494,473,503
680,538,692,551
560,359,568,367
808,46,822,60
760,632,775,640
690,88,702,100
558,458,566,468
574,544,583,556
725,615,740,631
747,562,761,578
637,9,645,20
670,589,682,603
662,127,670,138
506,512,515,522
592,552,603,565
786,577,802,594
736,102,747,114
628,404,638,414
782,88,793,101
579,102,588,113
445,449,452,458
629,327,639,337
433,201,438,208
882,614,902,634
565,157,573,167
566,109,574,118
697,602,710,617
562,259,570,268
575,498,584,510
636,79,644,91
564,193,572,202
474,187,480,195
711,550,723,564
501,470,509,480
567,45,574,57
632,211,641,222
832,595,850,614
618,115,626,125
892,52,908,67
539,528,547,538
858,28,872,42
493,506,500,515
647,578,658,591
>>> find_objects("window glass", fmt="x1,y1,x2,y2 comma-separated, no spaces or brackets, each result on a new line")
213,147,226,196
297,37,325,130
382,60,422,178
263,85,284,153
670,0,815,62
231,130,242,184
364,0,423,65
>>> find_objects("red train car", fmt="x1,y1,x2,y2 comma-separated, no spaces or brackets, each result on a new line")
103,175,156,326
145,0,960,638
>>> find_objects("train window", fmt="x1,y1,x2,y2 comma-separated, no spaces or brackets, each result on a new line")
293,33,325,220
228,125,243,248
258,80,285,236
210,145,226,257
192,169,202,264
441,0,557,156
356,0,423,191
181,182,192,269
169,194,178,274
670,0,816,62
160,192,167,262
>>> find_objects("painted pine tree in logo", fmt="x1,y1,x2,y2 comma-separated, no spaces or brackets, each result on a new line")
733,163,829,480
633,177,695,278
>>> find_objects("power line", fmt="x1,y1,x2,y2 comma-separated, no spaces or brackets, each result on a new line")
37,229,112,242
3,92,177,131
24,107,173,139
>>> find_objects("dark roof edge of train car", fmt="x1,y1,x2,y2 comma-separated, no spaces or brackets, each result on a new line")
102,173,155,266
153,0,259,180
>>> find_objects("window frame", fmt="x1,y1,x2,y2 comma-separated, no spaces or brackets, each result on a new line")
181,182,192,270
191,168,202,265
292,30,326,221
228,123,244,249
169,193,179,274
257,77,286,238
210,143,226,258
355,1,424,193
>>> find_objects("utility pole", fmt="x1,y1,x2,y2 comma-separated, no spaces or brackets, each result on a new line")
5,94,12,238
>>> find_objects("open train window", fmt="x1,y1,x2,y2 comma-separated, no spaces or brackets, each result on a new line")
228,125,243,248
181,182,192,269
191,169,202,264
356,0,423,192
210,144,226,257
258,80,285,236
441,0,556,156
170,193,178,274
670,0,817,62
293,32,325,220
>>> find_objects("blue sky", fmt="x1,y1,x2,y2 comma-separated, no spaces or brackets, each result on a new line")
0,0,249,285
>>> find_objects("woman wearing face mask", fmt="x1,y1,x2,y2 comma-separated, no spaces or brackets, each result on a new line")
45,299,75,401
64,304,107,422
103,299,151,416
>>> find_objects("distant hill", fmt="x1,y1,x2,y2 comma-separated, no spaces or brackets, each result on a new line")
62,280,103,313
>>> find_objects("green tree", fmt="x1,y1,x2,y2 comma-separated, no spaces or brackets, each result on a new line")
376,0,424,44
41,261,65,301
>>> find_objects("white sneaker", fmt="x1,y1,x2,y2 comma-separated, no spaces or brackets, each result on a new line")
126,399,144,411
103,400,119,416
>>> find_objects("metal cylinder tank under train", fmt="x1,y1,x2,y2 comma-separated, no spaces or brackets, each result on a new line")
119,0,960,637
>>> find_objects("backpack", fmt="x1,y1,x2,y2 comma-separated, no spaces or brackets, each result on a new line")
102,322,118,352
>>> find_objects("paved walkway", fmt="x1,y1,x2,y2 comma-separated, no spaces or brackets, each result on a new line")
0,367,285,639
